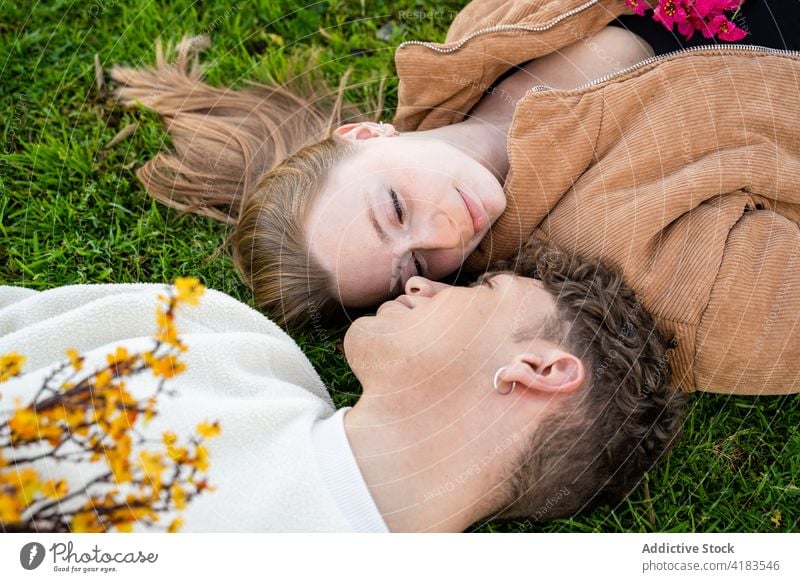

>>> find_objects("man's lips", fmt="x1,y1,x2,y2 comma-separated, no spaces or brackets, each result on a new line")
376,295,412,315
458,187,487,238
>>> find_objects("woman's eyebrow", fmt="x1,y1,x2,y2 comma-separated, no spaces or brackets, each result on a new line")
365,191,389,244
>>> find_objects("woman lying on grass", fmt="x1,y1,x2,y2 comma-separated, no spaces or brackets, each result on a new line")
110,0,800,396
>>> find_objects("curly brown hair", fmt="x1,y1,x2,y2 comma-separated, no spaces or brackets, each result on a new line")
490,236,687,523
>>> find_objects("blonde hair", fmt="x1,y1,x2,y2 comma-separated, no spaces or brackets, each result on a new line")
110,35,376,327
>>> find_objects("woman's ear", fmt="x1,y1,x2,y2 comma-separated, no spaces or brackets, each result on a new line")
499,350,585,395
334,122,397,141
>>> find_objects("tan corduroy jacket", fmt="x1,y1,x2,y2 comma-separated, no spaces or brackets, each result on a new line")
392,0,800,395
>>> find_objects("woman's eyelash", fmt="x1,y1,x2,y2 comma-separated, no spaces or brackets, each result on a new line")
413,253,426,277
390,189,404,223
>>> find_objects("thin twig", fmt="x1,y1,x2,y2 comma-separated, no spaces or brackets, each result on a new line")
94,53,106,97
642,474,657,529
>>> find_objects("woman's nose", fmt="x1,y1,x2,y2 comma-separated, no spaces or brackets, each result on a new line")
413,212,465,251
405,276,452,297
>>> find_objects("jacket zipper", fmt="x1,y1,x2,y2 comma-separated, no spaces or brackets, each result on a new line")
397,0,602,54
528,44,800,94
395,1,800,92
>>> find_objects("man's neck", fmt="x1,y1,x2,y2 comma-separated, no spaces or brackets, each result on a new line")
342,401,481,532
343,391,528,532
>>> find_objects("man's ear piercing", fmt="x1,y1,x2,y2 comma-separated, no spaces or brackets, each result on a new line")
378,121,399,136
493,367,516,396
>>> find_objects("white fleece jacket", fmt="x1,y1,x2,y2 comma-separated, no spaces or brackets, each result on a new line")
0,284,386,532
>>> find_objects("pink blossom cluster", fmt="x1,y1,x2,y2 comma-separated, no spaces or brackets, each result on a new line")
625,0,748,42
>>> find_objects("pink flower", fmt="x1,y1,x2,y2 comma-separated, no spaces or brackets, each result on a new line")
676,19,696,41
692,0,720,18
625,0,650,17
653,0,690,30
647,0,748,43
707,13,748,41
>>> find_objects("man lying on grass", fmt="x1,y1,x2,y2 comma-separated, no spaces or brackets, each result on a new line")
0,240,686,532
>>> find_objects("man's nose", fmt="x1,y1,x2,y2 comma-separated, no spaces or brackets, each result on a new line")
405,276,452,297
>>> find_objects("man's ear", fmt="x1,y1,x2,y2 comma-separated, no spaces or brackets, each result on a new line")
499,350,585,395
333,122,396,141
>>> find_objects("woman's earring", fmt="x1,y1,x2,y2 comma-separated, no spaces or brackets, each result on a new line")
493,367,516,396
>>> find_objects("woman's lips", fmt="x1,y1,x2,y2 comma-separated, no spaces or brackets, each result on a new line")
458,187,487,238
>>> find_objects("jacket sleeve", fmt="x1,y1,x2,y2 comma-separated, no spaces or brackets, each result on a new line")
489,50,800,394
694,207,800,395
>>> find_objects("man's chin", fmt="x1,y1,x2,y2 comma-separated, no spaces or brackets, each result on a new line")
342,318,375,362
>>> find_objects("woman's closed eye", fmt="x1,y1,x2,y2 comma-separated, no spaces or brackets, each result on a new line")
390,188,405,224
391,251,427,295
385,188,427,282
411,252,427,278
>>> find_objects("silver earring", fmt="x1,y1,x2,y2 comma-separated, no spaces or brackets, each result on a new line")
378,120,399,136
493,366,516,396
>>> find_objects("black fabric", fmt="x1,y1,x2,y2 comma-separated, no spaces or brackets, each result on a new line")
609,0,800,54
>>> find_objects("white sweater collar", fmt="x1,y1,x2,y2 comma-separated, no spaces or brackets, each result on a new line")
311,408,389,533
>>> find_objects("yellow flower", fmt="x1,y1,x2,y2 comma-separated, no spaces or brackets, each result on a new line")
192,445,210,472
109,457,132,484
171,483,187,510
17,467,42,504
72,510,104,533
42,479,69,500
155,307,172,330
40,423,63,447
63,407,86,435
143,396,157,424
95,370,112,389
34,408,67,445
108,412,133,440
166,446,188,463
65,348,83,371
139,451,166,490
0,351,26,383
173,277,205,307
154,313,180,348
162,431,177,447
110,504,158,530
0,492,22,524
106,346,130,366
167,518,184,533
149,354,186,379
8,408,40,443
107,434,133,484
197,421,221,439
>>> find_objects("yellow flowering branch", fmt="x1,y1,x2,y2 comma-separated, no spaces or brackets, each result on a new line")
0,278,220,533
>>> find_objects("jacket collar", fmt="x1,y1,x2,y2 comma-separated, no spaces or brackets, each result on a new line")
392,0,636,131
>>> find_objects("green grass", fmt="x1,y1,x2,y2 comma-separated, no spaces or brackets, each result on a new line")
1,0,798,533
